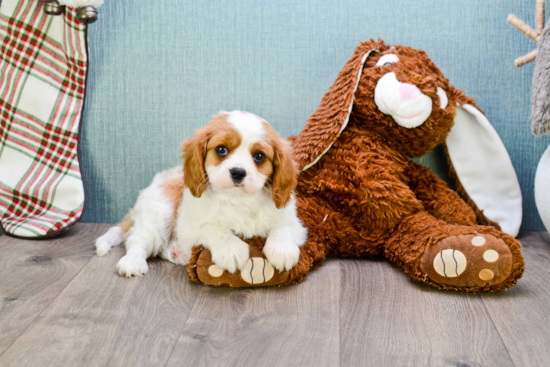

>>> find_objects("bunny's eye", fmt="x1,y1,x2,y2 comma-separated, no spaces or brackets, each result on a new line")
376,54,399,67
436,87,448,109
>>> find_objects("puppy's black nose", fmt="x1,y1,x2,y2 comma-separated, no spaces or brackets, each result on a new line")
230,168,247,183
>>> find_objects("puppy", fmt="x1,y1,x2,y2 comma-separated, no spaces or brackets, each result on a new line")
95,111,307,277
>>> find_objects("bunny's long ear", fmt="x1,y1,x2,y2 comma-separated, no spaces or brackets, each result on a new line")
292,44,379,170
445,104,522,236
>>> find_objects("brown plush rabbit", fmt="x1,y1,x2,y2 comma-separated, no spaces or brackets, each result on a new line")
189,39,525,292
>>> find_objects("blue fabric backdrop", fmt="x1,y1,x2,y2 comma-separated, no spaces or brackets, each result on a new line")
80,0,548,231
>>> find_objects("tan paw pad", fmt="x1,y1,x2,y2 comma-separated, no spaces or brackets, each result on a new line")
471,236,486,246
483,249,499,263
241,257,275,285
208,264,224,277
433,249,467,277
479,269,494,281
420,233,514,288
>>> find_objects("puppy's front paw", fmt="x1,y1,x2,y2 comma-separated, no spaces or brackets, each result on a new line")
210,238,250,273
263,237,300,272
116,255,149,277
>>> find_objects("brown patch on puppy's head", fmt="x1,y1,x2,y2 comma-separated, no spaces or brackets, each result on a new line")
181,113,241,197
250,140,274,178
204,117,242,168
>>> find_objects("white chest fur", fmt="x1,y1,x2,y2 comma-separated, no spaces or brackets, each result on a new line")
176,187,292,244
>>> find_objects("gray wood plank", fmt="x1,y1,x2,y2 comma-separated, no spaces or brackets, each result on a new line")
0,228,201,367
0,223,99,355
166,260,341,367
3,226,547,367
339,258,515,367
480,232,550,367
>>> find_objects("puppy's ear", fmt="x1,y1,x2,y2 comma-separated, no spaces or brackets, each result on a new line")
292,39,387,171
272,139,298,209
181,132,208,198
445,102,522,237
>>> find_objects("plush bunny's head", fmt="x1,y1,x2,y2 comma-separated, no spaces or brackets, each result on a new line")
352,40,475,157
293,39,522,236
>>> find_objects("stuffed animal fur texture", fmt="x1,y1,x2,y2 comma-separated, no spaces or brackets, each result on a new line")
190,40,525,292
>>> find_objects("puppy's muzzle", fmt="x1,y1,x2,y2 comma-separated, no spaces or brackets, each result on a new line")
230,168,246,184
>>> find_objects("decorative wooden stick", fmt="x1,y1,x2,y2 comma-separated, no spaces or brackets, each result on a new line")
537,0,546,33
515,48,539,67
508,0,545,67
508,14,540,42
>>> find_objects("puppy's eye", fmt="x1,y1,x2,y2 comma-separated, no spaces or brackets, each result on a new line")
376,53,399,67
216,146,228,156
253,152,265,163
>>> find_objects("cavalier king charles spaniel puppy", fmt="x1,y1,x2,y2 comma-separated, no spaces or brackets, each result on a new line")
95,111,307,277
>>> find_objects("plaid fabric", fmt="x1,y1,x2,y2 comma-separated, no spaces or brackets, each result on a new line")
0,0,87,238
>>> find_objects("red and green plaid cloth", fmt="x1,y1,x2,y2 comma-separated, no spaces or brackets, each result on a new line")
0,0,88,238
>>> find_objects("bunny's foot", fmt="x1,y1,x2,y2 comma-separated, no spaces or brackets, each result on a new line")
385,212,525,292
187,241,290,287
420,234,518,290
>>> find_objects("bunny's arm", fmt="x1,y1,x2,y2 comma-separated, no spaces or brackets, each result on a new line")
300,134,425,230
405,161,476,226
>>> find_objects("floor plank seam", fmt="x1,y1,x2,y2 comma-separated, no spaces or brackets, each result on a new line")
0,247,96,360
478,294,517,367
162,284,202,367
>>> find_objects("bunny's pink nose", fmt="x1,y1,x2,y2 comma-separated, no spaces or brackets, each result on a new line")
399,83,421,101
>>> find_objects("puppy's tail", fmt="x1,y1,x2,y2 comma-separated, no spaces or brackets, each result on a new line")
95,214,133,256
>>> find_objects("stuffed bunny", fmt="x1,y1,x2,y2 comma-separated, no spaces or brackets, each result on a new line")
189,39,525,292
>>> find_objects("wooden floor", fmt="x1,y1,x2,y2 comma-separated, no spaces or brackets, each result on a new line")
0,224,549,367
